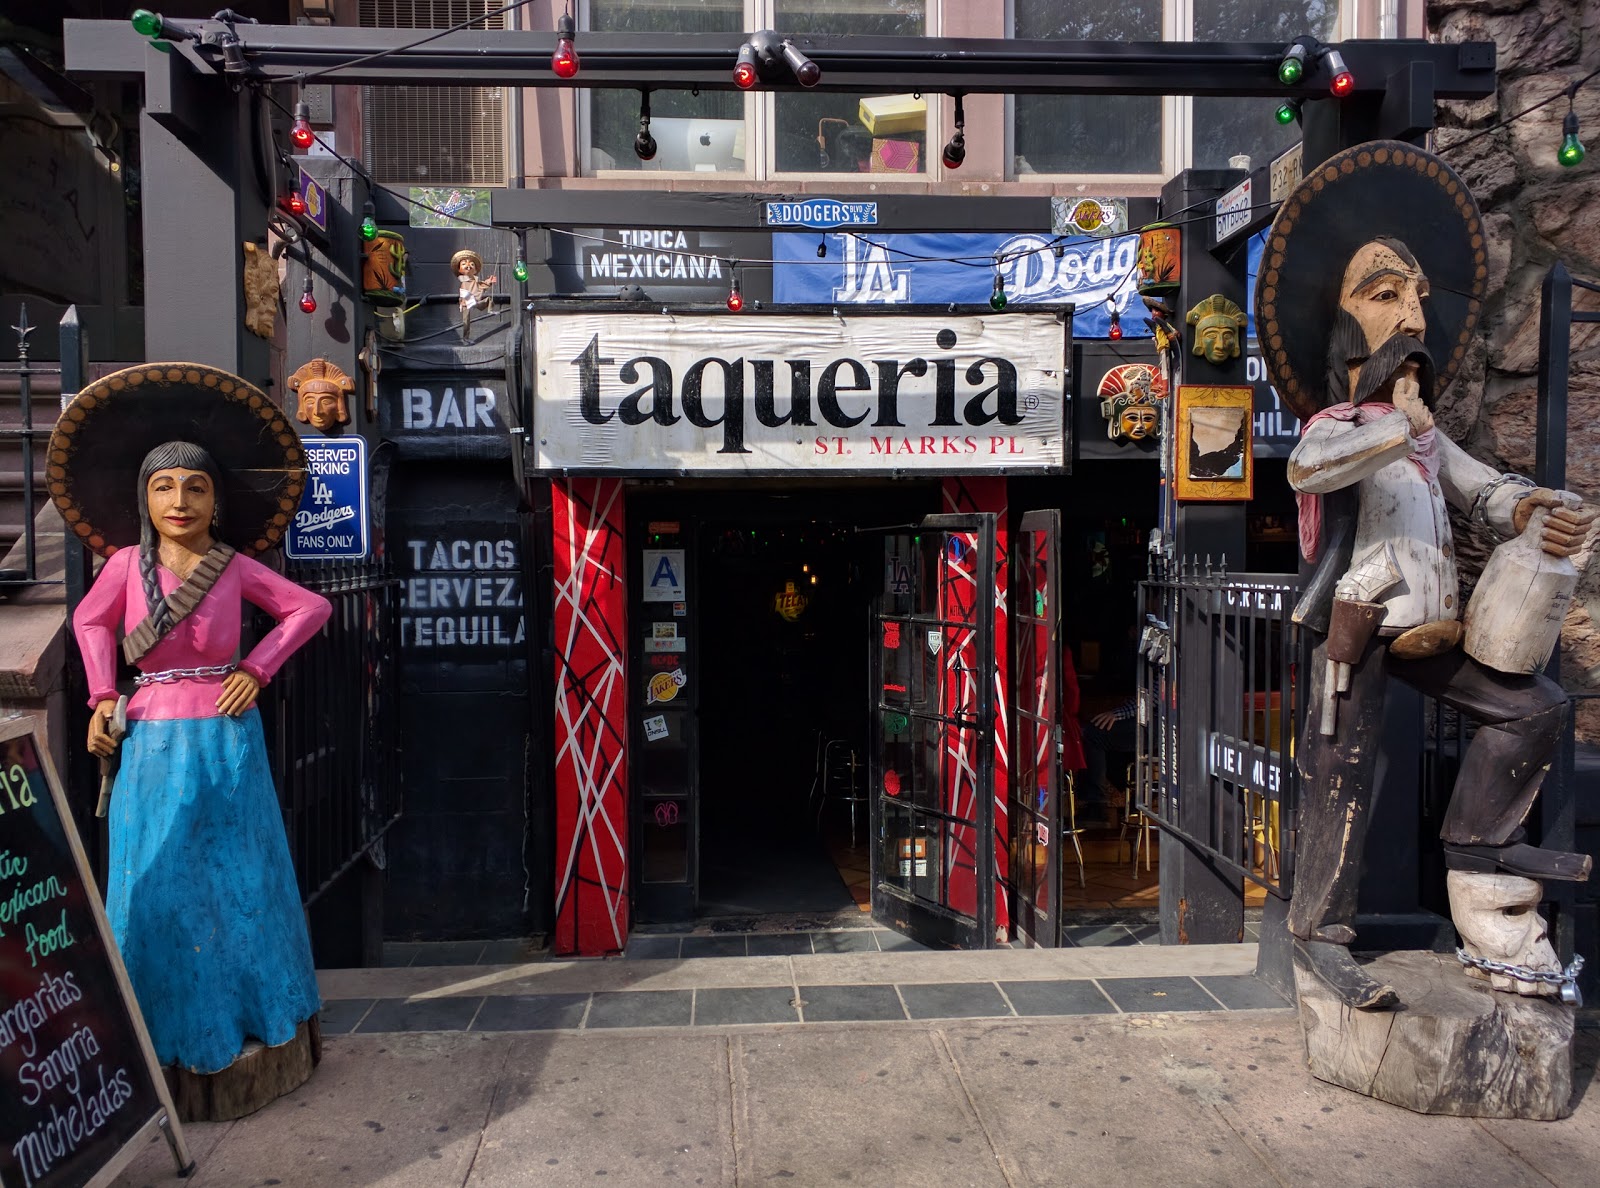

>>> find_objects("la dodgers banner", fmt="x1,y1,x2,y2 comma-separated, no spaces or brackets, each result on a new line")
772,232,1147,339
532,312,1069,474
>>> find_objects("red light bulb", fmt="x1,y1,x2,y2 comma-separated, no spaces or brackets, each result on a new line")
300,291,317,314
1108,321,1123,341
285,191,307,217
290,101,314,150
734,43,758,89
552,12,579,78
1324,50,1354,97
727,285,744,313
552,39,579,78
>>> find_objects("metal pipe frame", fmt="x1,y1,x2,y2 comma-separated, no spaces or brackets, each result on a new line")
65,22,1495,101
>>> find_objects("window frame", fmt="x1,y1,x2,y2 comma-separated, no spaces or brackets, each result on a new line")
573,0,1388,184
576,0,948,182
1003,0,1372,184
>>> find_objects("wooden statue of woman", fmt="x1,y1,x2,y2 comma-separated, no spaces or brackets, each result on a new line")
49,365,330,1118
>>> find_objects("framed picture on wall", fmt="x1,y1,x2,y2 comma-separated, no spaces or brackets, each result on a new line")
1174,385,1253,501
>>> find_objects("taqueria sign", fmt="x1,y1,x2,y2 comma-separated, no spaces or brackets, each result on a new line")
531,311,1069,474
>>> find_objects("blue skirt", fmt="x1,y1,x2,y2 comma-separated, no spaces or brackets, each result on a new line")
108,710,321,1074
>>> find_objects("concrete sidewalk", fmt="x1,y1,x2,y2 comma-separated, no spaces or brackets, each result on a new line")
110,944,1600,1188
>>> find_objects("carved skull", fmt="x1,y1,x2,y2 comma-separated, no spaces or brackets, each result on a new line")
1447,871,1560,998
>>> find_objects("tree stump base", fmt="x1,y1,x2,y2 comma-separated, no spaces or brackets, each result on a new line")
165,1017,322,1122
1295,949,1575,1119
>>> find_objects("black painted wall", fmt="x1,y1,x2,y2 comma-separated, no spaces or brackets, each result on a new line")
387,463,531,939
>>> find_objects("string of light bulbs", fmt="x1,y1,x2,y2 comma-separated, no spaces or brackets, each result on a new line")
258,80,1212,291
254,72,1585,321
1432,65,1597,168
134,7,1589,167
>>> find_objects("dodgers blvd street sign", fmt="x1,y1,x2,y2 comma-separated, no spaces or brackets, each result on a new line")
531,311,1069,475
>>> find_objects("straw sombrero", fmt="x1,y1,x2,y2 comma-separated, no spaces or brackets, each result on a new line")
46,363,306,556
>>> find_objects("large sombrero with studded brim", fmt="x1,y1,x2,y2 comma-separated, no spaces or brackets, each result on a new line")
1254,141,1489,424
47,362,306,557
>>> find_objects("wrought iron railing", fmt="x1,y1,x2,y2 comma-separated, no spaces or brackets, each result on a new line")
263,556,404,906
1136,559,1300,899
0,304,66,588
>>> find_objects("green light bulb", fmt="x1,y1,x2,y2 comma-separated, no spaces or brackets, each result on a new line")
1277,58,1303,86
131,9,163,37
990,277,1007,312
513,258,529,282
1275,103,1297,126
360,215,377,241
1559,113,1585,167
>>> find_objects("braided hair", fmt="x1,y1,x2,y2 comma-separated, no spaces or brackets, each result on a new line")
136,441,224,636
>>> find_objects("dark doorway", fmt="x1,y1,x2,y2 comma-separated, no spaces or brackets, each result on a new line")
697,515,861,916
676,484,937,921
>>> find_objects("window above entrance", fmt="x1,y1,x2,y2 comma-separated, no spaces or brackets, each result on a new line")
580,0,929,179
558,0,1406,186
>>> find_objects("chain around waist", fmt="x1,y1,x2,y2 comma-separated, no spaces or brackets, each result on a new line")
133,664,236,687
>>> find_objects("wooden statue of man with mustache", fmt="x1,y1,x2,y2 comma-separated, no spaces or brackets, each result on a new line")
1286,235,1595,1011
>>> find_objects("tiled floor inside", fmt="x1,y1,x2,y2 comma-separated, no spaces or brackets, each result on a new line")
321,972,1288,1036
827,823,1267,915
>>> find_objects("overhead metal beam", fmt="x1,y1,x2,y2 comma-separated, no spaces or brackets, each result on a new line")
65,21,1496,100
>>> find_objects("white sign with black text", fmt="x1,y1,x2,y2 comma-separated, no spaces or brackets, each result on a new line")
533,312,1068,474
1215,177,1253,246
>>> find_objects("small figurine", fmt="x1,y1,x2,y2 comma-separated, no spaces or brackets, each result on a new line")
1186,294,1248,365
289,357,355,433
451,248,496,337
1142,296,1181,359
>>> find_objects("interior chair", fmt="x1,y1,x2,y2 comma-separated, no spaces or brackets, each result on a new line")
1246,792,1281,881
1061,769,1087,888
815,739,868,850
1118,759,1157,875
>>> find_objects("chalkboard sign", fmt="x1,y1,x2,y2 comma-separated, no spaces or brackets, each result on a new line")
0,718,192,1188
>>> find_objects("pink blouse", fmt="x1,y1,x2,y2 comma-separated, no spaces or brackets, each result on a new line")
74,547,332,721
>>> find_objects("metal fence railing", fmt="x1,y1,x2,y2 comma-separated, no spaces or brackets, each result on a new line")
1136,559,1300,900
264,556,404,907
0,304,67,589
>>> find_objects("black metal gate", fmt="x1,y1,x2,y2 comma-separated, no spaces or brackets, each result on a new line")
1135,559,1300,900
268,535,404,907
869,514,998,949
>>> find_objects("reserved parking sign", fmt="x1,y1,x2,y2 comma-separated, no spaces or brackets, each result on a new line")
287,437,369,559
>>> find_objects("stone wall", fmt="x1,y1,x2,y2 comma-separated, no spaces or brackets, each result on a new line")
1431,0,1600,733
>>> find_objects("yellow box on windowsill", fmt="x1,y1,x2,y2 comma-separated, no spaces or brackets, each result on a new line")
858,94,926,137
